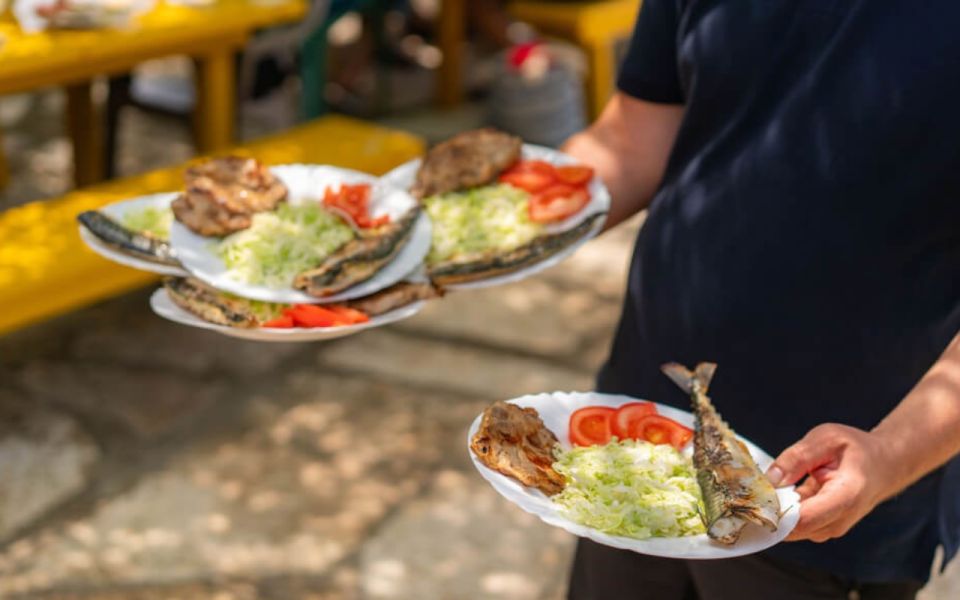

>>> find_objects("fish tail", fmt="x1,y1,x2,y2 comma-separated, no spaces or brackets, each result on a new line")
660,362,717,395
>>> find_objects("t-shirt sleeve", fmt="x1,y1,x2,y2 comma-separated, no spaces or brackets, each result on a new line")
616,0,684,104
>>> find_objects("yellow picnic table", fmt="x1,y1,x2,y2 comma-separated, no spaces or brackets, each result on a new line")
0,115,425,336
0,0,307,188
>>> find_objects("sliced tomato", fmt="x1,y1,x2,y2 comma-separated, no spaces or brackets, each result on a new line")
528,185,591,223
555,165,595,187
627,414,695,450
610,402,657,440
322,183,387,229
499,170,554,193
261,314,295,328
284,304,346,328
569,406,616,447
508,160,557,176
325,305,370,325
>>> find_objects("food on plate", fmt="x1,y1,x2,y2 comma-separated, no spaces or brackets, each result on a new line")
470,401,566,496
164,277,259,328
498,160,595,223
412,128,522,199
267,303,370,328
661,362,781,544
121,206,174,239
172,156,288,236
77,210,179,267
343,280,443,316
552,440,705,540
293,206,421,297
217,203,355,289
323,183,390,229
568,401,694,450
428,212,605,286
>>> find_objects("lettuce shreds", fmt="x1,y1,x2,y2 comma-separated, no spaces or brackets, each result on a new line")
216,203,355,288
423,184,544,264
552,440,705,540
122,206,173,239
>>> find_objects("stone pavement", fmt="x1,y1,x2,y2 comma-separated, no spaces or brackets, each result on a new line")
1,89,958,599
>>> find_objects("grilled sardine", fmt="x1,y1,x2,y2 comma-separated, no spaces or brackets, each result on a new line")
294,207,420,297
164,277,259,328
428,212,605,286
661,362,781,544
78,211,179,266
344,280,443,316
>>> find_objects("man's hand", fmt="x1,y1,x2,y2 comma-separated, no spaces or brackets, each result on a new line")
766,424,900,543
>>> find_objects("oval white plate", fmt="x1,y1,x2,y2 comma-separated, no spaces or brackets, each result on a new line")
149,287,425,342
77,192,188,277
382,144,611,290
169,164,432,304
467,391,800,559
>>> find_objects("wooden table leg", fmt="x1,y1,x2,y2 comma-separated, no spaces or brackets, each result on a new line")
66,81,105,187
436,0,465,107
193,50,236,153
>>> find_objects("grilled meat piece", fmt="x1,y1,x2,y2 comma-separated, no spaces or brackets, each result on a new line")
470,401,566,496
412,128,522,199
294,207,420,297
171,156,287,237
78,210,179,266
429,212,605,286
661,362,781,544
344,281,443,316
164,277,259,328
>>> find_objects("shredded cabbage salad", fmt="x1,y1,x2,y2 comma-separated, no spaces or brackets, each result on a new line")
216,203,354,288
122,206,173,239
423,184,544,264
552,440,705,539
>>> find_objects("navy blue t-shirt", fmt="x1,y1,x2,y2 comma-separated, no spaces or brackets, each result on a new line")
601,0,960,584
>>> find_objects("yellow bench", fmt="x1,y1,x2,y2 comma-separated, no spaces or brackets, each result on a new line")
0,116,425,336
508,0,642,119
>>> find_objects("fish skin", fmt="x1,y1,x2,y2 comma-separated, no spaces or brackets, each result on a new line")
428,212,606,286
661,362,781,545
78,210,179,266
344,281,443,316
164,277,259,328
293,207,420,297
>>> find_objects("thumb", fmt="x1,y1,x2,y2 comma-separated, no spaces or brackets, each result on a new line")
766,426,844,488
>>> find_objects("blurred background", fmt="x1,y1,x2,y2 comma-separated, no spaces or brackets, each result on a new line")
0,0,957,598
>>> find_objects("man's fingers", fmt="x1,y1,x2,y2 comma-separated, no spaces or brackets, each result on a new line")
795,475,821,500
784,478,857,542
767,425,845,487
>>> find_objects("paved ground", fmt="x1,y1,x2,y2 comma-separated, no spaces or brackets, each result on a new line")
1,84,958,599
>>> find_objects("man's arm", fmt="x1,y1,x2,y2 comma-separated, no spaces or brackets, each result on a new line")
562,93,684,230
768,331,960,542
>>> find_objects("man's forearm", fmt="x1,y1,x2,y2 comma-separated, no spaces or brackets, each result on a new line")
561,94,684,231
871,331,960,498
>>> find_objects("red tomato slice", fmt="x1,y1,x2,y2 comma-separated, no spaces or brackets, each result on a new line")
261,314,295,328
284,304,347,328
508,160,557,176
528,185,591,223
610,402,658,440
325,305,370,325
499,170,554,193
569,406,616,447
627,414,695,450
555,165,595,187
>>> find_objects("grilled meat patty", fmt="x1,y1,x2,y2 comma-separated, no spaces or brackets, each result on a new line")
412,128,522,199
470,401,566,496
172,156,287,237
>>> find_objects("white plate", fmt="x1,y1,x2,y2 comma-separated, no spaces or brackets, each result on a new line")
169,164,432,304
149,287,425,342
77,192,188,277
467,391,800,559
382,143,611,290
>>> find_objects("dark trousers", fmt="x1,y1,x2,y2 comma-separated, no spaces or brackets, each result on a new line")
568,539,924,600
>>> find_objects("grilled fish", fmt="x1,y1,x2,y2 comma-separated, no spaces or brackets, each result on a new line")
78,211,179,266
428,212,605,286
164,277,259,328
294,207,420,297
344,280,443,316
661,362,780,544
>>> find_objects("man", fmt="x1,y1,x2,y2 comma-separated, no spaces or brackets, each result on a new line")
560,1,960,598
